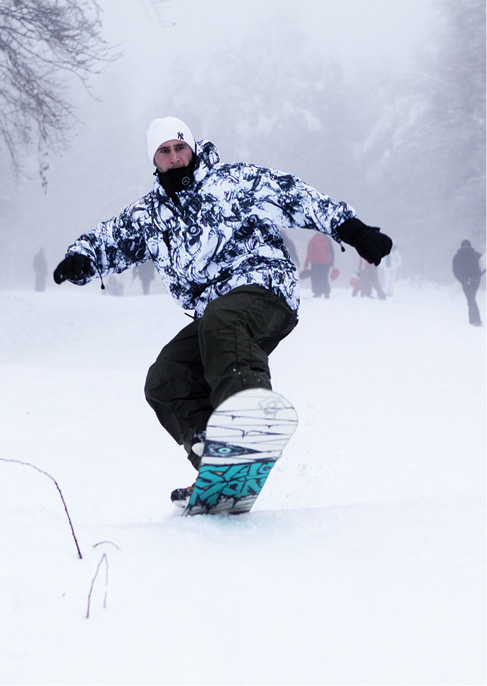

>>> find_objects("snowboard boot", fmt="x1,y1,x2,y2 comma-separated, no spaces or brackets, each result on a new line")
170,484,194,508
171,432,206,507
183,430,206,470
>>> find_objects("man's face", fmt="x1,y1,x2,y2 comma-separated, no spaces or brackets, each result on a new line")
154,140,193,173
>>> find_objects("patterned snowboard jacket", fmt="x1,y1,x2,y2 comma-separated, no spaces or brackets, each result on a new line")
66,139,356,317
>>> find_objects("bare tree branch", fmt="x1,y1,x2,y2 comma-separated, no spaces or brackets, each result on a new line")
0,0,119,184
86,552,109,618
148,0,175,27
0,456,83,559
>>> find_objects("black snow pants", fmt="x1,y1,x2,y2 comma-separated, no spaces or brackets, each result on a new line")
144,285,297,463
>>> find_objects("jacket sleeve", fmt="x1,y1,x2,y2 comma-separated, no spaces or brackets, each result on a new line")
65,198,152,283
252,166,356,240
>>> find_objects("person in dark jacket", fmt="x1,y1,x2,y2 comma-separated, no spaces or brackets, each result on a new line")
452,239,484,326
53,116,393,501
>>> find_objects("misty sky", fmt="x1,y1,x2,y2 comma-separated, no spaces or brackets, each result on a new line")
100,0,436,75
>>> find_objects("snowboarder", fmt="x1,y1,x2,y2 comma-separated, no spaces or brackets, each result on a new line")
53,116,393,504
452,239,484,326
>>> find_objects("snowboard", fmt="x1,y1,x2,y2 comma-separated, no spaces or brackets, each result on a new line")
183,388,298,516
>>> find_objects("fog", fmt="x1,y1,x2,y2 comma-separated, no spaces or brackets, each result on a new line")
0,0,485,289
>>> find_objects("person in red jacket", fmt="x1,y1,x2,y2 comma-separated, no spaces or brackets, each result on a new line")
304,233,334,298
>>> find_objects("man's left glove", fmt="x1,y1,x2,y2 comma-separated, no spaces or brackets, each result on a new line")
53,254,95,284
337,218,392,266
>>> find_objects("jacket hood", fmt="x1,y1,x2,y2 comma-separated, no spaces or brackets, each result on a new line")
194,139,220,176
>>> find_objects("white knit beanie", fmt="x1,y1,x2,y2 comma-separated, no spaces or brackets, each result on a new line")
146,117,195,164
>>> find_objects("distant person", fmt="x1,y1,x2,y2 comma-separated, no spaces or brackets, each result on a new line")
381,245,402,296
352,258,386,300
280,229,300,268
106,275,124,296
53,116,392,505
452,239,484,326
350,272,361,297
134,260,155,294
304,233,334,298
33,248,47,292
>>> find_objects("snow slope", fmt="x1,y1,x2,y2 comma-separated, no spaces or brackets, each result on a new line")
0,279,485,685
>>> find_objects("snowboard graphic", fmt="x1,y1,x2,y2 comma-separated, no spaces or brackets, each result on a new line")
183,388,298,516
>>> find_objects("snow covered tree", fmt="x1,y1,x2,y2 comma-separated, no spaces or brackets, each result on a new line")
362,0,485,281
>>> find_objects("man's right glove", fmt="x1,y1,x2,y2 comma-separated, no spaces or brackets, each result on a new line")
337,218,392,266
53,254,95,284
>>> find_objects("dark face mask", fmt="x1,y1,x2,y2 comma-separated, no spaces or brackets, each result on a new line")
157,155,196,196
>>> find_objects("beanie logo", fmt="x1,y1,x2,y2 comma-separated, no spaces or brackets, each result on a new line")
177,132,184,141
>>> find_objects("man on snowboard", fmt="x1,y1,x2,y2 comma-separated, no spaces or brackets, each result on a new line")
54,116,392,504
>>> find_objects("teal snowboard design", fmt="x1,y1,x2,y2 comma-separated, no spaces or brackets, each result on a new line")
183,388,298,516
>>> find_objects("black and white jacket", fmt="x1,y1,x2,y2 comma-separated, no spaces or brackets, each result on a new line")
66,139,356,317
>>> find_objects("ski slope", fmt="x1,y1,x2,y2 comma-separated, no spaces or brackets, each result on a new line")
0,279,485,685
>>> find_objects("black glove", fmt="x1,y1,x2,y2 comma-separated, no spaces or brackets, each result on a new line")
53,254,95,284
337,218,392,266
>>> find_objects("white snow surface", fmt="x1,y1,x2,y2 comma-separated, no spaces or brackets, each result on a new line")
1,280,485,686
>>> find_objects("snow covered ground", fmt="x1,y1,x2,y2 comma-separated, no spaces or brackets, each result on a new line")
0,278,485,685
